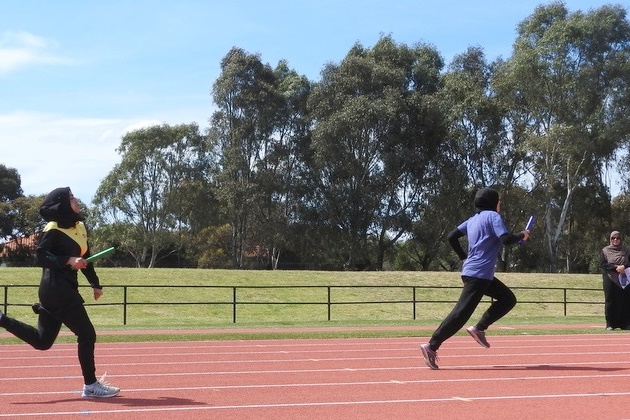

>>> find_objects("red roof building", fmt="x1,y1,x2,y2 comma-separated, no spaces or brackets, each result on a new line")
0,234,38,258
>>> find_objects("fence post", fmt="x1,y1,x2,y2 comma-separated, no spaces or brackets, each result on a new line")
233,287,237,323
327,286,331,321
563,288,567,316
123,286,128,325
412,287,416,320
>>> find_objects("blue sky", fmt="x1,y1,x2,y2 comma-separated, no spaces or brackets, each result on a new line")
1,0,626,202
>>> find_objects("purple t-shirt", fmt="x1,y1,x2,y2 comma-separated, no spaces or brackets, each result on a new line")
457,210,509,280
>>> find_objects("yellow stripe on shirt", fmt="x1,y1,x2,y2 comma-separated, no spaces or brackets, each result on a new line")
43,221,89,256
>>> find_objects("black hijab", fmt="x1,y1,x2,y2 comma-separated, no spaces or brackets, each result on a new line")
39,187,84,229
474,188,500,212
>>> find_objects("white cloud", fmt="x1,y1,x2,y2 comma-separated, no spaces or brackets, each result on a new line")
0,112,202,203
0,30,73,74
122,119,164,134
0,31,49,48
0,111,137,202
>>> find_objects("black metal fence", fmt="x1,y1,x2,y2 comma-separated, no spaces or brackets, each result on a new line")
1,284,604,325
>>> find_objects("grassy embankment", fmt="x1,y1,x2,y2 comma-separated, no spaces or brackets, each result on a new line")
0,268,608,342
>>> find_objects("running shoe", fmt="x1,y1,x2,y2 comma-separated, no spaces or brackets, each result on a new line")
420,343,439,369
467,326,490,348
82,374,120,398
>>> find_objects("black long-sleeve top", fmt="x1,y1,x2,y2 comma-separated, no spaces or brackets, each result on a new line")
35,221,101,290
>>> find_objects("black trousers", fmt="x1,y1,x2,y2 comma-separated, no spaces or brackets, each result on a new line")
429,276,517,351
0,301,97,385
603,276,630,329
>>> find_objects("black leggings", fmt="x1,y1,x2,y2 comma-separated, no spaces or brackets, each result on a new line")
429,276,516,350
0,303,97,384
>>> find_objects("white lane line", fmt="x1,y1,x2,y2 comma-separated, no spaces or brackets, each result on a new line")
2,391,630,417
3,371,630,396
2,355,630,377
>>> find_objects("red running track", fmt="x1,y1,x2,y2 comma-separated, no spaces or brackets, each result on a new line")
1,333,630,419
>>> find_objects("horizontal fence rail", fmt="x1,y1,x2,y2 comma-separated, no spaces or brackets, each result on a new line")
0,284,604,325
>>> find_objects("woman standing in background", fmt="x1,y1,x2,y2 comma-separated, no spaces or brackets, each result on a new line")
599,231,630,330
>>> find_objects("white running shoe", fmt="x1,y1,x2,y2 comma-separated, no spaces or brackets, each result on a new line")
82,374,120,398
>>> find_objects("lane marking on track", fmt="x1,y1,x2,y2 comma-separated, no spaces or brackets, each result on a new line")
3,371,630,397
3,345,630,370
3,391,630,417
2,355,630,380
2,333,629,352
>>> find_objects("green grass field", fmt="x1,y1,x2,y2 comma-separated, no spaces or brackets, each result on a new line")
0,268,608,343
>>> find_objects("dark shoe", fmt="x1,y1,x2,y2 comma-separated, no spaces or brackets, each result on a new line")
467,326,490,348
420,343,439,370
32,303,53,316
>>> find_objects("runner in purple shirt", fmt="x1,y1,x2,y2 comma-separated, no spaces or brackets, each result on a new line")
420,188,530,369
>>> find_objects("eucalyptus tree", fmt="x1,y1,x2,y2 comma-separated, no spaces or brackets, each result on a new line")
439,47,508,188
500,3,630,271
0,194,47,266
611,195,630,243
210,47,286,268
0,164,23,239
0,164,22,202
254,61,312,268
4,195,47,236
439,47,537,270
214,60,311,269
93,123,208,268
307,35,445,269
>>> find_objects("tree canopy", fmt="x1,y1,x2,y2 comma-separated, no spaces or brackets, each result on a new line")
5,3,630,273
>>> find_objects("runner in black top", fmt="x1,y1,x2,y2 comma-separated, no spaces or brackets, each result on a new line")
0,187,119,397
